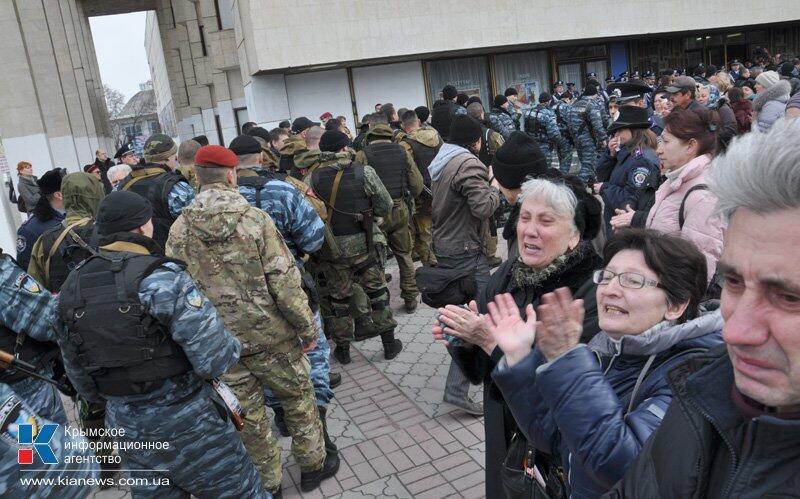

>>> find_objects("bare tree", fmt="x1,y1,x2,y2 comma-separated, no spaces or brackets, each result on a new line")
104,84,127,149
105,84,158,150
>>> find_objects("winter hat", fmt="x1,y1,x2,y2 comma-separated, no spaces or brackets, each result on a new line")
493,94,508,108
37,169,65,195
228,134,261,155
143,134,178,163
447,115,482,146
756,70,780,89
96,191,153,235
491,132,548,189
318,130,350,152
442,85,458,100
196,145,238,168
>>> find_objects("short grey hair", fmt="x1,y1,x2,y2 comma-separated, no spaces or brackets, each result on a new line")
107,164,131,180
518,178,578,233
177,139,201,166
709,118,800,223
236,153,261,168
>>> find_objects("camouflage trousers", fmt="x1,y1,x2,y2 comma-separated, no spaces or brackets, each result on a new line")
223,349,325,487
574,135,600,182
535,141,554,167
104,380,268,498
382,200,418,302
9,368,67,425
556,138,574,173
323,250,397,348
264,310,333,408
411,197,436,266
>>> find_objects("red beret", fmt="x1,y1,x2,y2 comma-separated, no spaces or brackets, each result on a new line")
195,145,238,169
320,112,333,121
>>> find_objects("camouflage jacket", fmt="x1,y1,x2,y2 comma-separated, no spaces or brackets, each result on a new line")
305,152,392,256
568,96,608,144
166,183,318,353
524,104,561,145
488,106,516,139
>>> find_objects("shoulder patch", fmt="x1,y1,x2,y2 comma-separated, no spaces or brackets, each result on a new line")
0,394,41,445
16,236,26,253
14,273,41,295
185,285,203,309
632,167,651,188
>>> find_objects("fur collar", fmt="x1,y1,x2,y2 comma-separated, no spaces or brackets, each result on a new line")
509,241,596,292
753,80,791,112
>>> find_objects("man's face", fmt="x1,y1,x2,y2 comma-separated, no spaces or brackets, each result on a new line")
271,135,287,151
97,150,108,161
669,90,693,109
122,153,139,166
109,171,127,188
720,207,800,408
375,104,382,112
555,85,564,94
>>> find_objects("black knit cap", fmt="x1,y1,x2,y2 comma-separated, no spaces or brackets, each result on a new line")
96,191,153,235
492,132,548,189
37,168,66,195
228,134,262,155
447,115,482,146
319,130,350,152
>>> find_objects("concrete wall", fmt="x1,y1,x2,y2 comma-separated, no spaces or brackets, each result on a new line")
240,0,800,72
352,62,427,122
145,10,178,137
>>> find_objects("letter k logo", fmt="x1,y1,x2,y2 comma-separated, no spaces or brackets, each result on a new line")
18,423,58,465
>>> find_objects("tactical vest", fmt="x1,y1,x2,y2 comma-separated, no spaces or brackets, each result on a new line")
402,136,441,187
478,126,493,167
554,102,571,138
524,107,548,142
238,171,287,210
363,142,407,199
39,221,99,292
311,164,370,236
0,325,58,384
58,252,193,396
119,166,183,248
569,99,593,137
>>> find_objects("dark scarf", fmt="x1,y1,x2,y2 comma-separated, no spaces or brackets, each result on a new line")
508,241,596,293
98,231,164,256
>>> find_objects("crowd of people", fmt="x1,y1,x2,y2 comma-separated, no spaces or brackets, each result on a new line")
2,53,800,498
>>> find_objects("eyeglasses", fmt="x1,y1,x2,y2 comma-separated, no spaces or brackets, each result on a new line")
593,269,662,290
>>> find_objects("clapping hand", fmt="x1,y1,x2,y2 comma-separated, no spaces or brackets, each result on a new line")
432,301,496,354
536,287,585,362
610,205,635,231
484,293,537,367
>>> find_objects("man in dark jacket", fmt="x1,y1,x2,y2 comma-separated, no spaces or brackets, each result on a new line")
605,118,800,498
431,85,467,140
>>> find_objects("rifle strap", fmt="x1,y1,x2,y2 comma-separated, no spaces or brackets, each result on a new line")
329,169,345,211
45,218,91,284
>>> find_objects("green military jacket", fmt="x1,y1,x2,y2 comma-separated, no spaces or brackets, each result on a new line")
354,125,423,201
166,183,318,354
305,151,392,256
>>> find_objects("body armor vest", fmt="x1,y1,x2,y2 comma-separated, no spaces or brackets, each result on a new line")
311,164,370,236
39,221,99,292
402,136,441,187
119,166,183,248
362,142,407,199
525,107,548,142
58,252,192,396
0,325,58,384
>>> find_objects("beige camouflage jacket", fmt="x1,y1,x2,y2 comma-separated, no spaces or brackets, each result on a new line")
166,182,318,355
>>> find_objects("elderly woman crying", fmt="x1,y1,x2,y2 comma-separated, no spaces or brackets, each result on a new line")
433,174,603,497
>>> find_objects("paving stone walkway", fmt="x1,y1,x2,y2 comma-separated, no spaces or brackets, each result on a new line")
88,239,508,498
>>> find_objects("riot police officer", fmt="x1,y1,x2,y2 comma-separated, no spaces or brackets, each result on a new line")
306,130,399,364
524,92,563,168
567,83,608,182
53,191,269,498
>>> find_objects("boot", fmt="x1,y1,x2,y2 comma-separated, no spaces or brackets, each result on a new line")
329,372,342,388
318,406,337,452
381,331,403,360
354,316,379,341
404,298,418,313
333,345,351,364
443,393,484,416
272,406,290,437
300,449,340,492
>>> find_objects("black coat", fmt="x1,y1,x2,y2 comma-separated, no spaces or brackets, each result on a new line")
630,172,663,228
449,243,602,498
604,347,800,498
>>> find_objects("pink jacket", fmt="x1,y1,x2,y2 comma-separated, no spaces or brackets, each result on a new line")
646,154,724,281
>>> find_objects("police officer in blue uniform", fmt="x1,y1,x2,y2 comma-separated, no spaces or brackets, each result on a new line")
0,250,66,424
52,191,270,498
594,106,661,233
608,81,665,135
16,169,65,271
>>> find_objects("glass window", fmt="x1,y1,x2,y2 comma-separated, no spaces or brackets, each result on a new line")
586,61,608,87
685,36,704,50
553,45,606,60
425,56,491,106
558,63,582,94
493,51,550,107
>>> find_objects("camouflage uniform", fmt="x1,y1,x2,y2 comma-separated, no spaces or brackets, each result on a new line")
487,106,516,139
236,166,334,409
53,239,268,498
355,125,423,306
0,252,66,424
0,382,100,498
553,101,574,173
567,96,608,182
306,152,396,350
166,183,326,488
524,104,562,167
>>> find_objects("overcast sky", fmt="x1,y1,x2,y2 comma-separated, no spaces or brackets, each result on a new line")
89,12,152,102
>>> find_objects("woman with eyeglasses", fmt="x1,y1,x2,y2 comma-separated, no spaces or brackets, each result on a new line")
487,228,723,498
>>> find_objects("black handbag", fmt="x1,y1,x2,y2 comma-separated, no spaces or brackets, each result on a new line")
502,433,567,499
414,263,476,308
